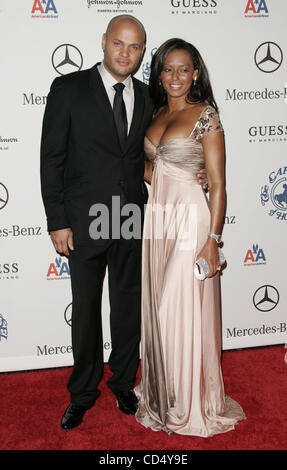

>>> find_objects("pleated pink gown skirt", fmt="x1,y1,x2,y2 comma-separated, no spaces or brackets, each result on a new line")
135,150,246,437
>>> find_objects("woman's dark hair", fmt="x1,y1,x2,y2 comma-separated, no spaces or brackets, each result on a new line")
149,38,218,113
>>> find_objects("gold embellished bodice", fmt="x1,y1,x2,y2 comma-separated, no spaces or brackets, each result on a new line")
144,105,223,175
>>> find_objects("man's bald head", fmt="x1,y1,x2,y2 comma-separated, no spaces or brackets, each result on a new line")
102,14,146,81
106,15,146,44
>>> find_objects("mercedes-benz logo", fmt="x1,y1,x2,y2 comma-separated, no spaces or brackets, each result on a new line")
0,183,9,210
253,285,279,312
64,303,72,327
52,44,83,76
254,42,283,73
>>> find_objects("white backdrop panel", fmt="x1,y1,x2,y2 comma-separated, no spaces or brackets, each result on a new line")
0,0,286,372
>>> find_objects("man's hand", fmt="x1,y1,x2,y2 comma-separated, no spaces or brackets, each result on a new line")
50,228,74,256
196,168,208,190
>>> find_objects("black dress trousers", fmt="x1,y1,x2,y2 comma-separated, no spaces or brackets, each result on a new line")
67,237,142,408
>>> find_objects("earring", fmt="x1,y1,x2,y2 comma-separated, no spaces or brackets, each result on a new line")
193,78,197,86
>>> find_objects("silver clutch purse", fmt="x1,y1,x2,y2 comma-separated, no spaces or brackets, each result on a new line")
194,247,225,281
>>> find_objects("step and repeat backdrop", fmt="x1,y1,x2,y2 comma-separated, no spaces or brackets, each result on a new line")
0,0,286,372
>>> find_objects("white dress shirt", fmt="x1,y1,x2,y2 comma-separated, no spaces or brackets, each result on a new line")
97,62,134,134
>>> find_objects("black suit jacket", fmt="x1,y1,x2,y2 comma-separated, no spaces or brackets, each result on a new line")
40,64,154,245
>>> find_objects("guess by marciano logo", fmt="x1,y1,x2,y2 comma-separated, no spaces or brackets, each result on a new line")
244,0,269,18
171,0,218,15
0,263,19,281
249,125,287,144
261,166,287,221
31,0,58,18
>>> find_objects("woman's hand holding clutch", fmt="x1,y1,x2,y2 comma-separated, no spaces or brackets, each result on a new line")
195,237,221,279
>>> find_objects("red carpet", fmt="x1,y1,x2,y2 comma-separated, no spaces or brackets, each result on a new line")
0,345,286,450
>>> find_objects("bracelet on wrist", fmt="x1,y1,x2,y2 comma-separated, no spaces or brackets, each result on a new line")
208,232,221,244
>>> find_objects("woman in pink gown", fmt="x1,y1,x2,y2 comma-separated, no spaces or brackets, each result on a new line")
134,39,245,437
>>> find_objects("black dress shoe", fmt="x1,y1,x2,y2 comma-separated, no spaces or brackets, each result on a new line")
61,404,87,430
116,389,138,415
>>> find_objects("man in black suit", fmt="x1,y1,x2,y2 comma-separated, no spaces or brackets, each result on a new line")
41,15,153,430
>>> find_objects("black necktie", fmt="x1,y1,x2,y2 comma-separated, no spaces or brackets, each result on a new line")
113,82,128,150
